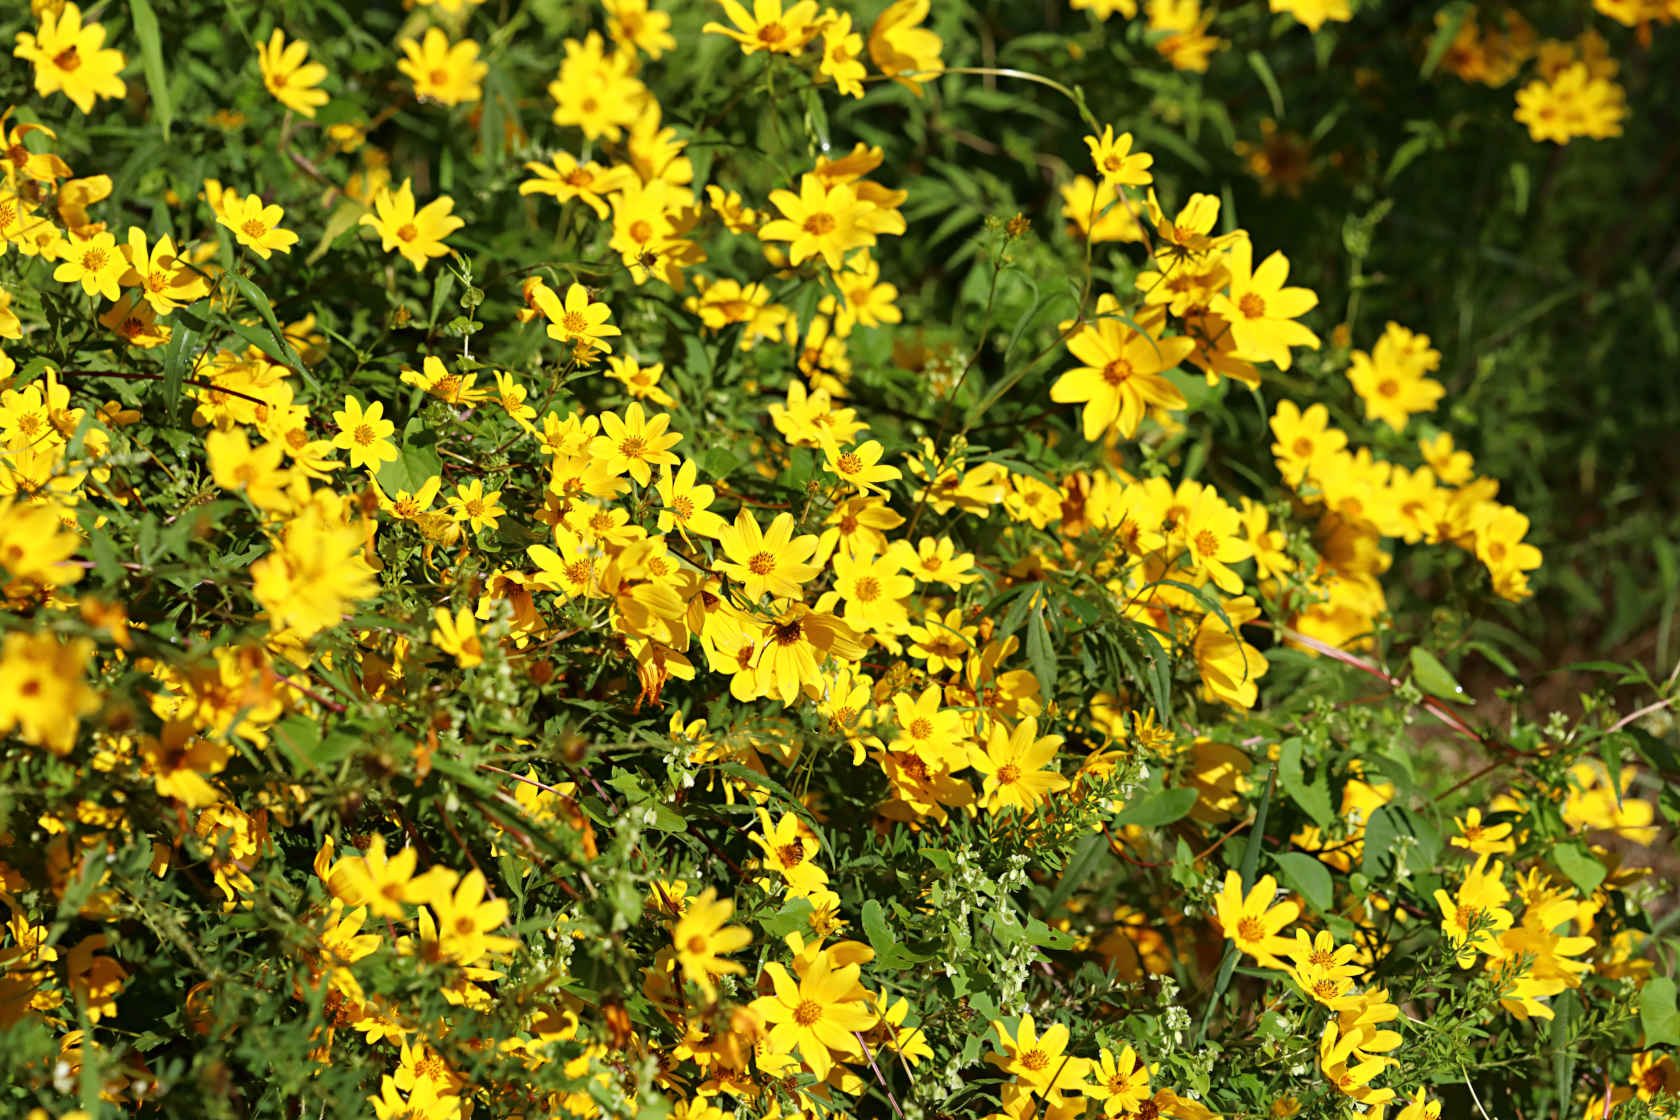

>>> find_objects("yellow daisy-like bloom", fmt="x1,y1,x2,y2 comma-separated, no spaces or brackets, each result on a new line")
51,229,126,301
1214,869,1299,966
749,954,877,1081
1085,125,1155,188
431,606,484,668
984,1012,1090,1098
447,479,505,534
13,3,127,115
360,179,464,273
518,153,634,219
1050,295,1196,441
397,28,488,107
590,402,682,487
257,29,329,118
533,281,620,355
823,438,900,496
702,0,823,56
758,174,879,270
970,717,1070,816
331,395,399,471
400,354,488,407
672,887,752,1000
868,0,944,95
1209,238,1320,371
216,193,300,260
715,509,822,602
121,228,207,315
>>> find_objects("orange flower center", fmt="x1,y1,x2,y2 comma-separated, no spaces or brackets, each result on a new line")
771,620,804,646
1238,292,1267,319
1101,358,1133,386
1020,1048,1050,1071
997,763,1022,785
802,212,837,235
758,23,789,46
619,436,646,459
630,220,654,244
561,311,589,334
836,451,862,474
53,46,81,72
353,424,376,447
854,576,880,602
670,496,694,521
1237,916,1265,942
242,219,269,240
81,247,107,272
397,223,419,242
792,999,821,1026
747,552,776,575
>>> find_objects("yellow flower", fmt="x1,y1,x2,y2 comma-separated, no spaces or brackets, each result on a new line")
1347,322,1444,432
1050,295,1196,440
703,0,823,56
401,355,487,406
397,28,488,107
1088,1045,1150,1116
819,12,867,97
605,0,677,59
672,888,752,1000
868,0,944,95
421,870,518,965
1214,869,1299,966
120,228,207,314
1085,126,1154,188
518,153,633,219
12,3,127,115
823,438,900,496
984,1012,1089,1098
216,192,299,260
716,509,822,602
1449,807,1516,856
759,174,881,270
51,229,126,300
547,32,649,142
749,955,877,1081
432,606,484,668
257,29,329,117
360,180,464,272
656,460,727,540
447,479,505,534
331,396,399,471
590,402,682,486
1209,238,1320,370
971,718,1070,816
0,631,99,755
534,281,620,355
1270,0,1352,32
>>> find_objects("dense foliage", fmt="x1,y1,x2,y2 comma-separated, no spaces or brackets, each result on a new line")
2,1,1678,1118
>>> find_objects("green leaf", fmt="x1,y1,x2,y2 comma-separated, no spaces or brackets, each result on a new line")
1551,989,1579,1115
1246,51,1285,119
862,899,931,968
1046,832,1109,916
1553,842,1606,895
160,307,201,425
1026,603,1057,702
758,898,813,939
1112,787,1197,829
129,0,174,139
1278,737,1334,830
1274,852,1332,913
1410,647,1471,704
226,272,305,373
1641,977,1680,1048
1420,1,1472,78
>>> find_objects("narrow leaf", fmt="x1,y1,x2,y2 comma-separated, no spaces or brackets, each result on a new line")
129,0,174,139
